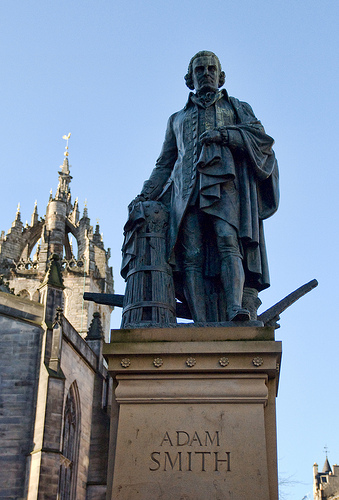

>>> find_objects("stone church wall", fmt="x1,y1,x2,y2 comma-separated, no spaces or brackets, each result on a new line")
0,293,44,499
60,339,96,500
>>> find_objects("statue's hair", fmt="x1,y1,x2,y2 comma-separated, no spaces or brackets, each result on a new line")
184,51,225,90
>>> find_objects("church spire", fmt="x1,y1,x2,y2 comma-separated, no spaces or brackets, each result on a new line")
55,133,72,203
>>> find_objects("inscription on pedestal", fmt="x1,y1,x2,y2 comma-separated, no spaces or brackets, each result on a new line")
149,430,231,472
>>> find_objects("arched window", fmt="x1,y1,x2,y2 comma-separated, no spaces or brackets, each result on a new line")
59,382,81,500
64,229,79,261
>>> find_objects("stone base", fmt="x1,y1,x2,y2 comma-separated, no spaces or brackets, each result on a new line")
104,326,281,500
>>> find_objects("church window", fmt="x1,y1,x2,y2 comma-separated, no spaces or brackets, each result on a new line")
59,382,80,500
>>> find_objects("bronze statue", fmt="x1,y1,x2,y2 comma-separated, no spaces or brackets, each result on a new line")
123,51,279,324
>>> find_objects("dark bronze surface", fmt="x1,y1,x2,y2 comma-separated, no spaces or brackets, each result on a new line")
122,51,279,326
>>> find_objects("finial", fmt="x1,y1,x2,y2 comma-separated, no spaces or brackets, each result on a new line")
31,200,39,226
14,203,22,223
86,311,104,340
83,200,88,219
96,218,100,225
324,445,329,458
62,133,71,157
12,203,22,228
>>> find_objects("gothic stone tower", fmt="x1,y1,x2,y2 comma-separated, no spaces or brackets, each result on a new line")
0,150,114,340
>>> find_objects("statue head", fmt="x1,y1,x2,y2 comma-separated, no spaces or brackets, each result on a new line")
184,51,225,91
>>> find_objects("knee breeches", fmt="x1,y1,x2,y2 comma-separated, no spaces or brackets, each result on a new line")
181,209,242,270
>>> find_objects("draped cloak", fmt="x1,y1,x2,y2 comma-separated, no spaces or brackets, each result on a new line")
122,90,279,296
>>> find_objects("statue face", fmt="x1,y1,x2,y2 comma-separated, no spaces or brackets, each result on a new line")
192,55,220,93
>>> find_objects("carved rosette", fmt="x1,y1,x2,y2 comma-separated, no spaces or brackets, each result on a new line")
219,357,230,367
252,356,264,367
153,358,163,368
121,358,131,368
185,357,197,367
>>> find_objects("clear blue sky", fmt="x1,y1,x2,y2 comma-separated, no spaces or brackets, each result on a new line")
1,1,338,498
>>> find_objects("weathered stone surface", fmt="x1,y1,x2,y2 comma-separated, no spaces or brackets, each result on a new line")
0,289,111,499
104,326,281,500
0,299,43,500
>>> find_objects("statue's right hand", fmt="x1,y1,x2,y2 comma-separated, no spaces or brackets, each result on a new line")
200,129,223,145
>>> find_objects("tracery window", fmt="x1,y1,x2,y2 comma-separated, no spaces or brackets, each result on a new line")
59,382,80,500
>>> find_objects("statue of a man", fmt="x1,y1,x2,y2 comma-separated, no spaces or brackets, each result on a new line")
128,51,279,323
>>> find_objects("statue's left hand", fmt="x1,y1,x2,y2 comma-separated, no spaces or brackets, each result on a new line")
199,129,223,146
128,194,147,212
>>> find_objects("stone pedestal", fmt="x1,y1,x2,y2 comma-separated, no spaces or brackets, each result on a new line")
103,326,281,500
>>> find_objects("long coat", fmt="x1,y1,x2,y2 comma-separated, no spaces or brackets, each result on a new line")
139,90,279,291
